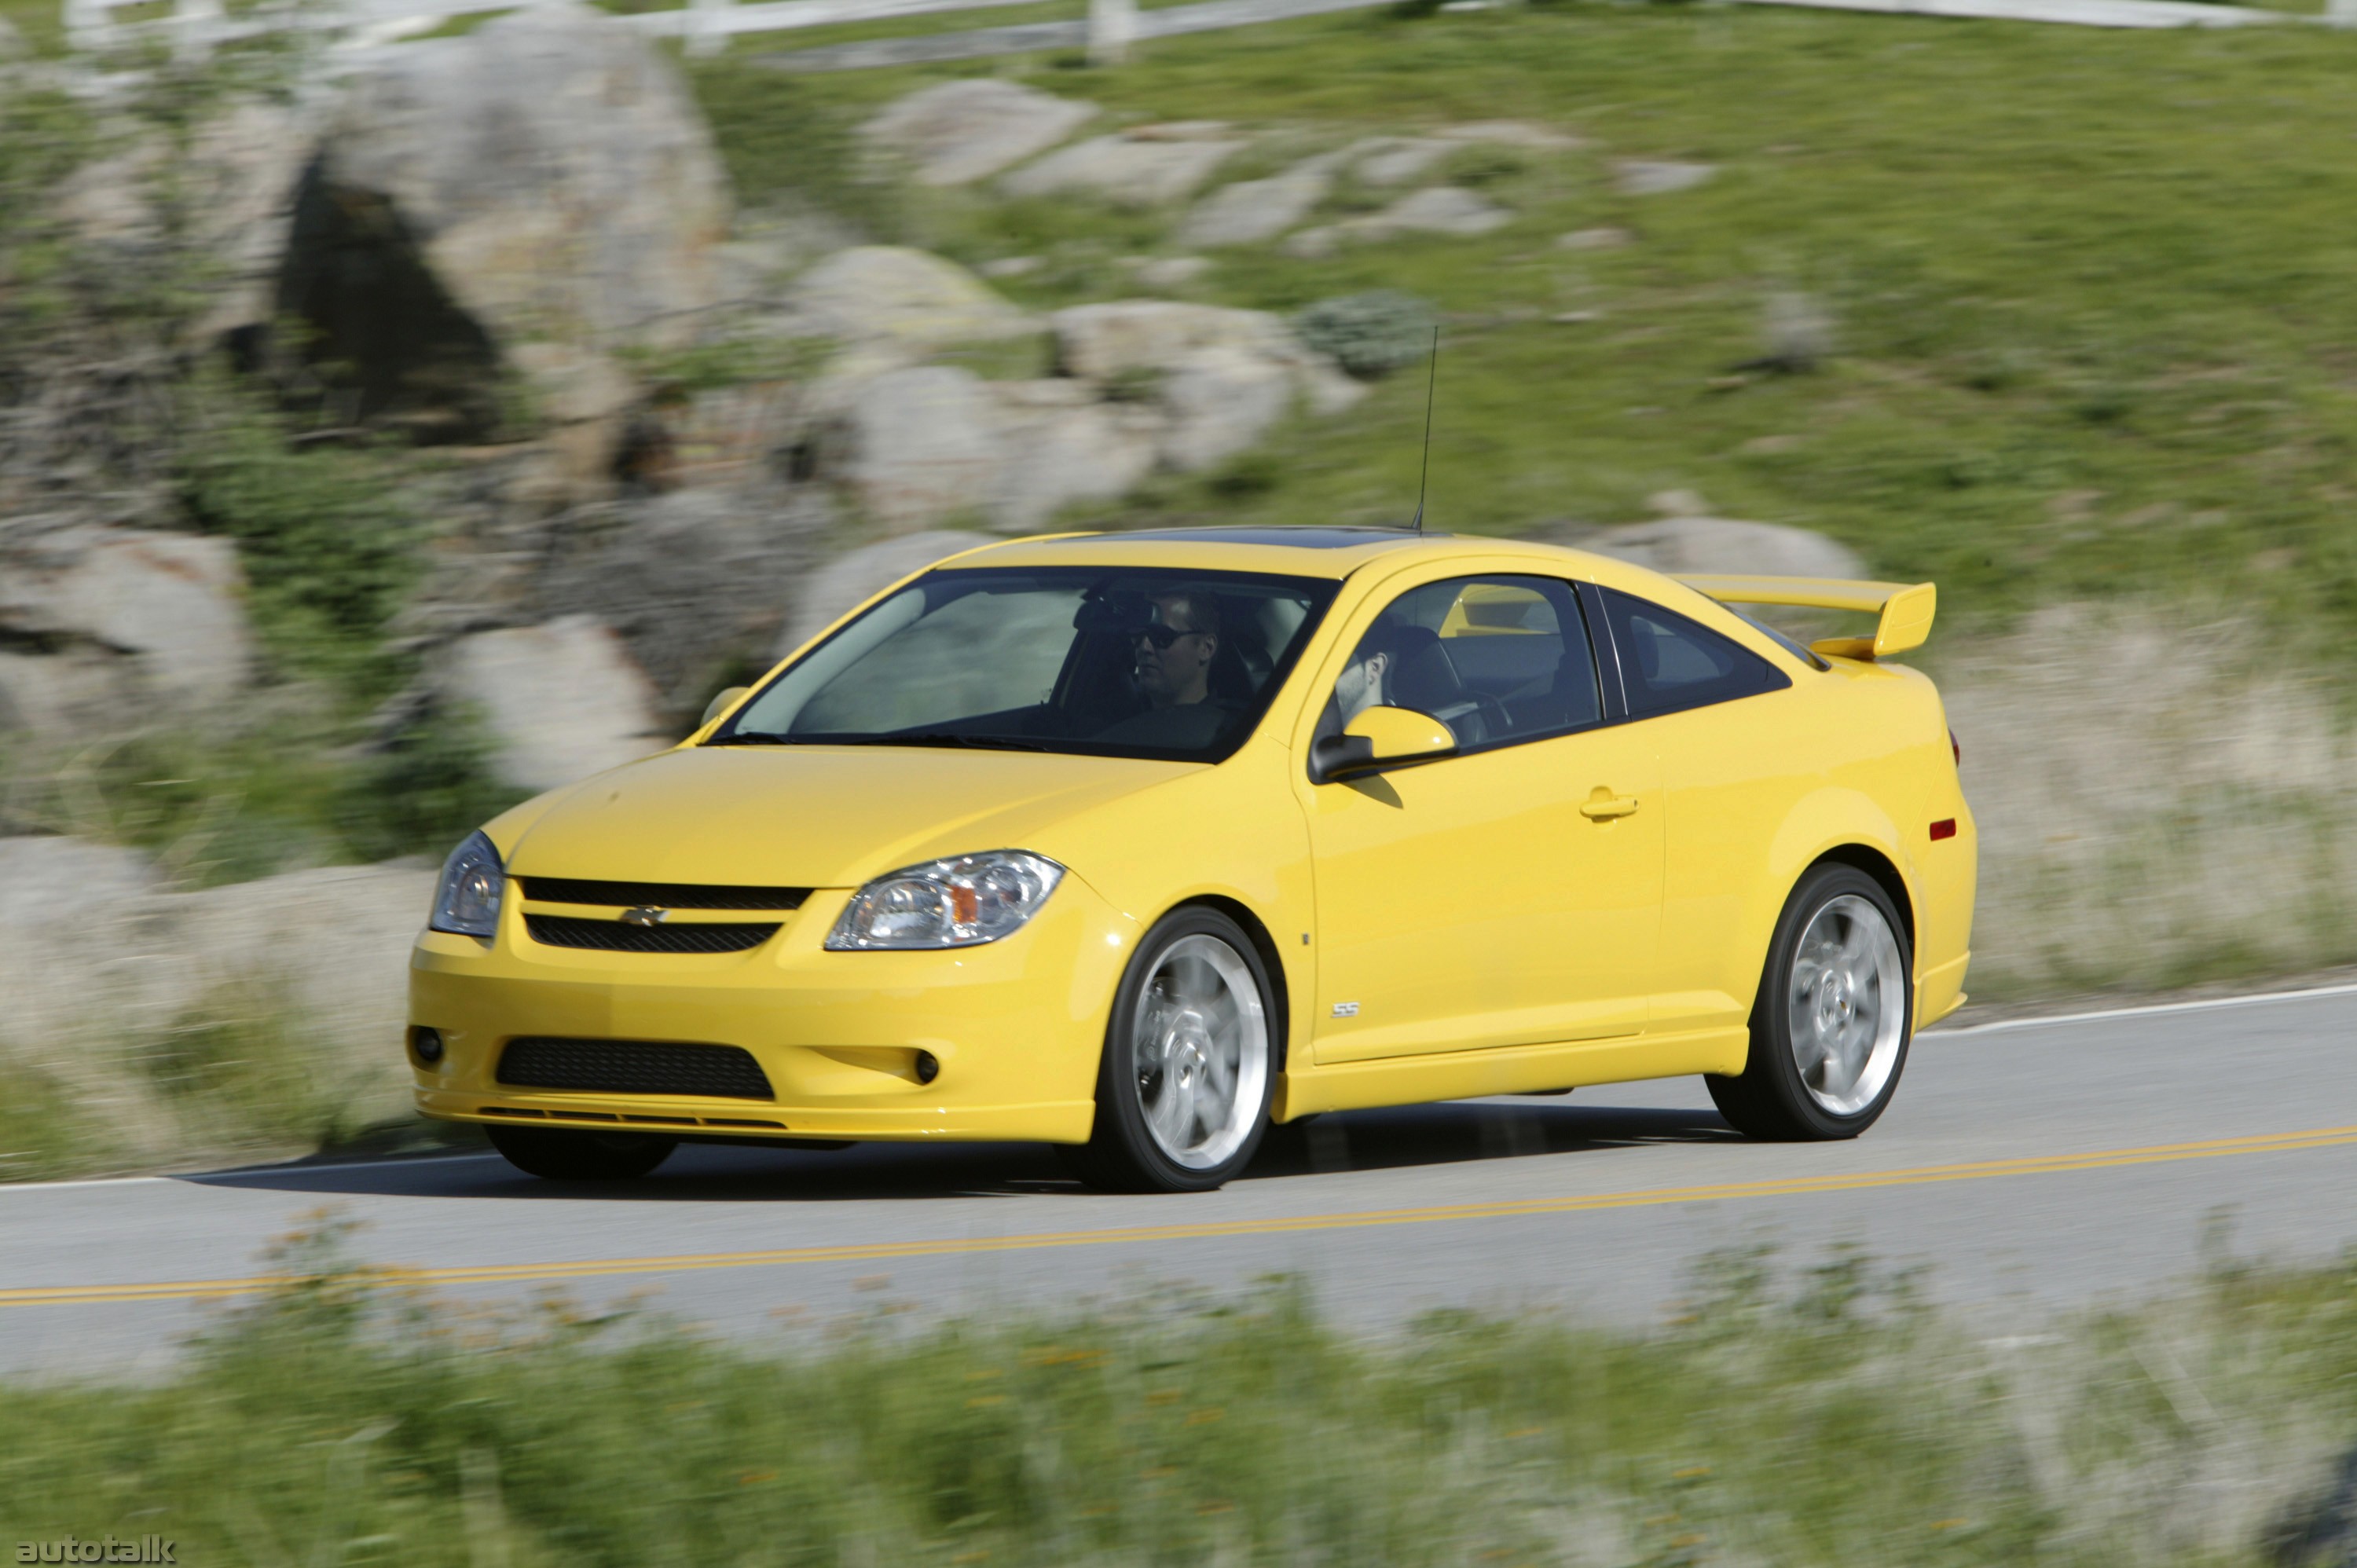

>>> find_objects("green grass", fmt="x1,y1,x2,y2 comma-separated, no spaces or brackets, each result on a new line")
694,9,2357,660
5,1229,2356,1564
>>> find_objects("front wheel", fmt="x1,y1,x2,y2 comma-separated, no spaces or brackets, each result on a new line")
1064,908,1277,1192
1707,864,1912,1141
486,1123,676,1181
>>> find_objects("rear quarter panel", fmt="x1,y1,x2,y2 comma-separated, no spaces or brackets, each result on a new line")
1648,656,1972,1039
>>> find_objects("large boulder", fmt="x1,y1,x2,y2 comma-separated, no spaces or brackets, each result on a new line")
537,483,827,720
999,123,1247,207
990,383,1160,529
0,841,436,1157
1157,346,1295,473
1052,300,1292,380
1343,185,1511,240
1051,299,1363,417
791,247,1036,350
861,79,1097,187
775,530,992,659
437,616,670,793
827,365,1006,530
276,2,731,438
1178,150,1347,248
0,524,253,709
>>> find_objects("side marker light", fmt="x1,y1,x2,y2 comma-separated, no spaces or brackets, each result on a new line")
1930,819,1957,841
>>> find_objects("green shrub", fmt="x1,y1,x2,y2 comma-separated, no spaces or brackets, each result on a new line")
176,377,427,706
1295,290,1437,380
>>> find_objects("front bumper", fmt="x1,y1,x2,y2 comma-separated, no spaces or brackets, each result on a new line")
408,880,1134,1145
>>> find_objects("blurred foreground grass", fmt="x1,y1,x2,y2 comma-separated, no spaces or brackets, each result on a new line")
4,1225,2355,1565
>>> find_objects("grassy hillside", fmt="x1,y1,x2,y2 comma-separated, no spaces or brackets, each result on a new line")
699,9,2357,658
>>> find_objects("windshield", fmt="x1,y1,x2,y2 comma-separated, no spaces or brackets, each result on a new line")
712,566,1340,763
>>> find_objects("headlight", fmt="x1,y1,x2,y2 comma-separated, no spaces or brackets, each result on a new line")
827,851,1064,951
430,830,505,937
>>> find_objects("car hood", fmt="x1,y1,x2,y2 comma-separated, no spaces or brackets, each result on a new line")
500,743,1197,890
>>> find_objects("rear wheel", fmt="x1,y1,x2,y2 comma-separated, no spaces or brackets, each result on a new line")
1707,864,1912,1141
1065,908,1277,1192
486,1124,676,1181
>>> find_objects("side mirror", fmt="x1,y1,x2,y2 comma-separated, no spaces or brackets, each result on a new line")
1308,705,1457,784
700,686,750,727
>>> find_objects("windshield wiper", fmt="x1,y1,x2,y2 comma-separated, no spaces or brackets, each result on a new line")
838,732,1050,753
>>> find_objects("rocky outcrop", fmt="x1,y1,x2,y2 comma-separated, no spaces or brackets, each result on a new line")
275,2,730,438
790,247,1037,350
860,79,1097,187
1000,123,1247,207
827,365,1007,530
0,522,253,725
774,530,993,658
434,615,670,792
0,837,431,1062
1178,151,1347,248
0,837,435,1154
1615,159,1715,196
536,483,827,720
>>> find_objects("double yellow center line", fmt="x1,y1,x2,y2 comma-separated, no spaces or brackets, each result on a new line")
6,1124,2354,1312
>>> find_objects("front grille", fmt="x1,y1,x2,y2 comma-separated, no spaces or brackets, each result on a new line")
517,876,809,911
524,914,779,954
497,1038,775,1099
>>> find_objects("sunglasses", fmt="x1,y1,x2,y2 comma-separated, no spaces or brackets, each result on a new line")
1131,624,1204,650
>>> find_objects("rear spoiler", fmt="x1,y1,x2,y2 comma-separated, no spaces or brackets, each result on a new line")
1673,575,1937,661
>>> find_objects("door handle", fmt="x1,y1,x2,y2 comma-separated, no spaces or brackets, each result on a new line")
1580,789,1640,820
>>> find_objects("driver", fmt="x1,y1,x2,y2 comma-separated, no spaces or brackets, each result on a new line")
1131,591,1222,710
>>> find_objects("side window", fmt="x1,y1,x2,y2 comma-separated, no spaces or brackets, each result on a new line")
1600,588,1791,718
1320,574,1601,752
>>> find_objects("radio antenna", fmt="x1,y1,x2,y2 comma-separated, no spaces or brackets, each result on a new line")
1409,326,1439,533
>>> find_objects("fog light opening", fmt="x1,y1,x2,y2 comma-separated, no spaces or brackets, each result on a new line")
914,1050,939,1086
411,1028,445,1067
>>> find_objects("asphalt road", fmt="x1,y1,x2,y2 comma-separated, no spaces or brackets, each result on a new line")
6,986,2356,1378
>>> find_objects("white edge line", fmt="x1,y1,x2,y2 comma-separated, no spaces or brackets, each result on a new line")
0,1150,504,1196
3,983,2352,1192
1929,980,2357,1037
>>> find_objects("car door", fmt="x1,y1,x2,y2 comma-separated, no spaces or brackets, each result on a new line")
1590,585,1809,1038
1299,570,1664,1064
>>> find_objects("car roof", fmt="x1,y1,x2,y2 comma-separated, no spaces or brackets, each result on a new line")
939,526,1604,581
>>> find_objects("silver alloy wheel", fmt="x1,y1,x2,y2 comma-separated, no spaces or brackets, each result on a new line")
1785,893,1907,1116
1131,932,1269,1170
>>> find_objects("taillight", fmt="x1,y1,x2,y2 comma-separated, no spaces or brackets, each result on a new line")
1949,728,1961,767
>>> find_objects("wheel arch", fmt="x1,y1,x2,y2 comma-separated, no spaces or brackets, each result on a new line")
1807,843,1917,960
1167,894,1294,1072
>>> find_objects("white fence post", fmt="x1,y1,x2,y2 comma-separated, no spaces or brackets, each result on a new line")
1086,0,1135,63
687,0,731,54
2333,0,2357,27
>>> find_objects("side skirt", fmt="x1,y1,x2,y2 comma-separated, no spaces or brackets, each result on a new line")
1273,1028,1750,1120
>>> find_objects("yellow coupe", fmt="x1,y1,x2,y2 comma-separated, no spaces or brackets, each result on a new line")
409,527,1974,1191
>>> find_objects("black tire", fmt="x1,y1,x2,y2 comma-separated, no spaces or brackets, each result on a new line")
1065,907,1279,1193
1707,863,1913,1141
486,1123,676,1180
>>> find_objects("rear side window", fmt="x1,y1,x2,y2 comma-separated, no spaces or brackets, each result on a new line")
1318,574,1603,753
1600,588,1791,718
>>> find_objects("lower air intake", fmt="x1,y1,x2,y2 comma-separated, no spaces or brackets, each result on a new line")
497,1038,775,1100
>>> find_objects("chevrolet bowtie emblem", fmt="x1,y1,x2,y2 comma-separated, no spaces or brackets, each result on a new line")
620,907,669,927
